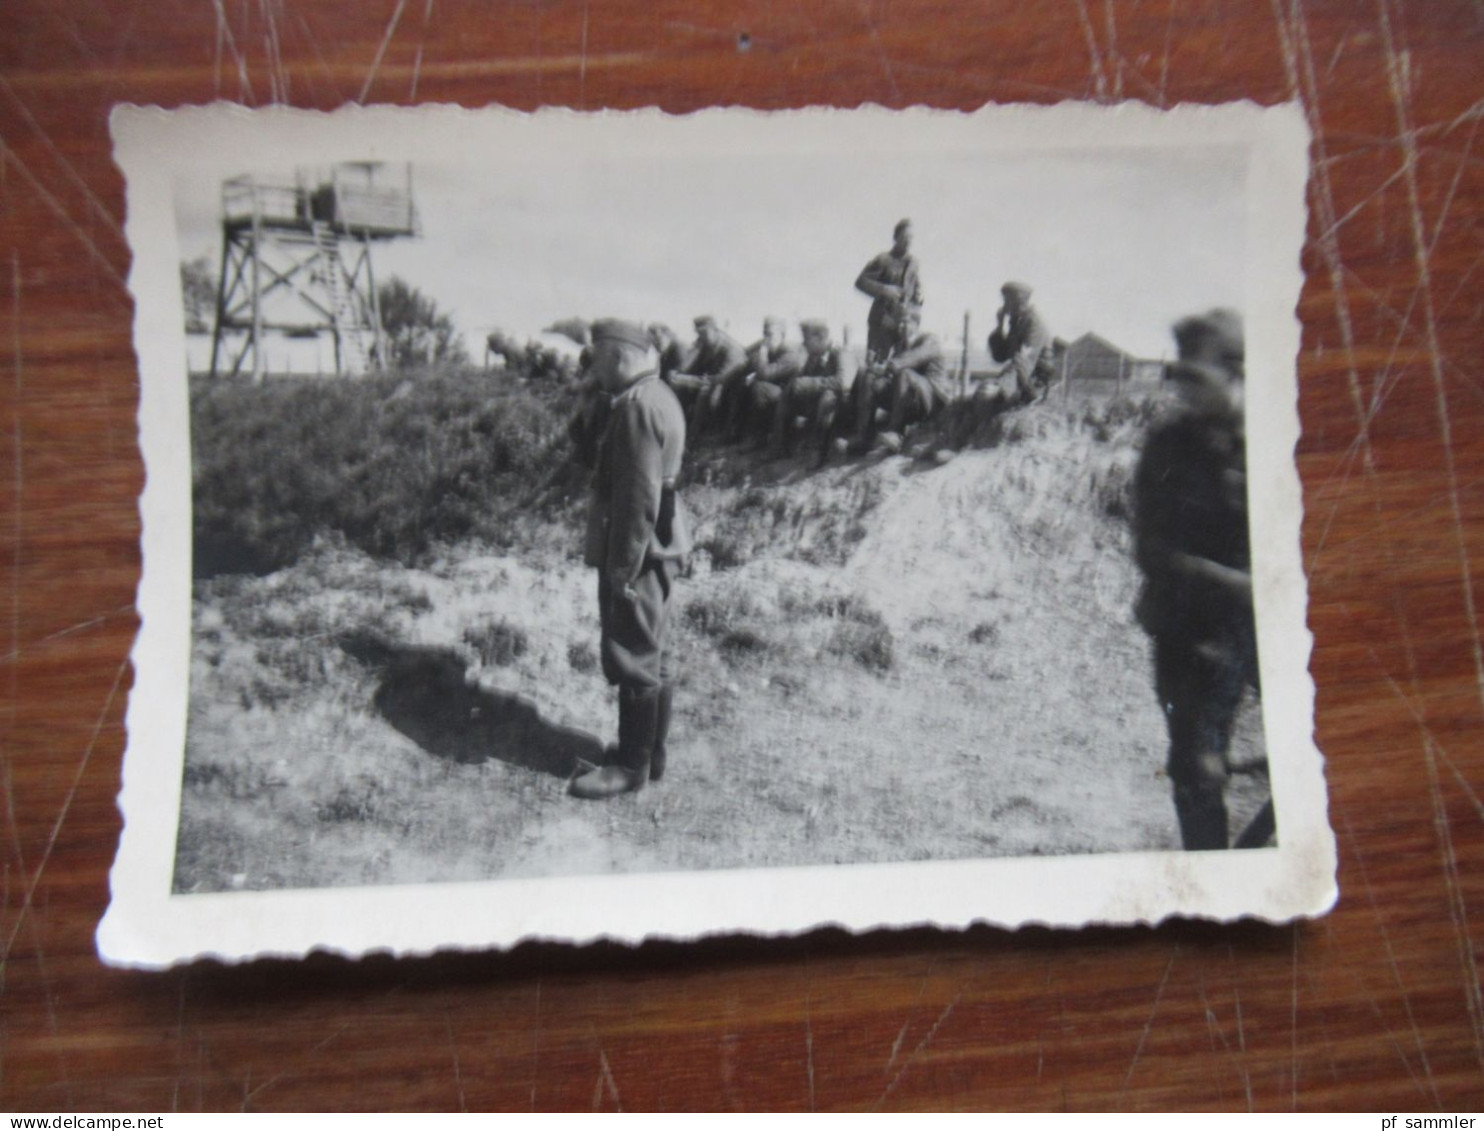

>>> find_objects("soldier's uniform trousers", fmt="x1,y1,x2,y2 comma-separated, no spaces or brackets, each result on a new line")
598,559,676,693
1151,619,1259,851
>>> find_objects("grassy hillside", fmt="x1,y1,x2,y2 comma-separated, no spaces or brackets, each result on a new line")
174,384,1269,893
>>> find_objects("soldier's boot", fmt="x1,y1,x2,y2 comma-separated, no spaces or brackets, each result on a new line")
570,688,658,800
1172,779,1229,851
649,683,674,782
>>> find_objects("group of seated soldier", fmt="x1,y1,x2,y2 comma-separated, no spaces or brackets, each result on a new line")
597,279,1054,469
648,311,957,468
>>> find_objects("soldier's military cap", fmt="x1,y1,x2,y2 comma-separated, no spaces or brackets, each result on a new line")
763,316,787,334
590,318,651,352
694,315,718,330
1172,309,1243,364
800,318,830,335
1001,280,1033,301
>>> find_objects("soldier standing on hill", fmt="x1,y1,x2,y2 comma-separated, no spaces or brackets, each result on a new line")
855,219,924,364
1133,309,1266,850
571,319,692,800
988,281,1056,405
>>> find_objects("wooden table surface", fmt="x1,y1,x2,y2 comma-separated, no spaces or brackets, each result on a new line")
3,0,1482,1112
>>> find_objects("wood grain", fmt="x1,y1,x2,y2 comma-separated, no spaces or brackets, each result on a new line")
2,0,1482,1112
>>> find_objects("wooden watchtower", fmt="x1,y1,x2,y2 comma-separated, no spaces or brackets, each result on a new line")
208,163,418,380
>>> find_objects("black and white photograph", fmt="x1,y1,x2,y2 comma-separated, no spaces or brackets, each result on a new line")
101,103,1331,966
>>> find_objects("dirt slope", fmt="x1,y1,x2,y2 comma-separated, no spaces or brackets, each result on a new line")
174,404,1268,892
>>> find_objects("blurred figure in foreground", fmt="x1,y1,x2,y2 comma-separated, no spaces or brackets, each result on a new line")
1133,309,1269,850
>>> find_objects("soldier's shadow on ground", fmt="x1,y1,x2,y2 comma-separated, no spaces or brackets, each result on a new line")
339,633,603,777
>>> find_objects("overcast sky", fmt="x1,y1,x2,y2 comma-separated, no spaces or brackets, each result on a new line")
174,123,1246,362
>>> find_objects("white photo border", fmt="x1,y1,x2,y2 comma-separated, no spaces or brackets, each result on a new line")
100,101,1332,968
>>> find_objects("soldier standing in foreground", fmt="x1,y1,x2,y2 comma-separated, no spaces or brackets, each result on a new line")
571,319,692,800
1132,309,1264,850
855,218,924,364
988,281,1056,405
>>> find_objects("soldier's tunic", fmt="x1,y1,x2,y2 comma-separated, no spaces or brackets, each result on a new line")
668,333,750,422
857,250,924,360
567,379,612,471
1133,391,1256,850
775,346,858,447
732,340,805,439
584,372,692,691
988,305,1056,403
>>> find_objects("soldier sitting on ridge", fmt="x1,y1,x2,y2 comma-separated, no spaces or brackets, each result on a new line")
771,319,858,466
666,315,749,440
718,316,804,445
843,309,950,456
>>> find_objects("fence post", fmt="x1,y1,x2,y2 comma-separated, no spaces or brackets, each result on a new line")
960,309,971,398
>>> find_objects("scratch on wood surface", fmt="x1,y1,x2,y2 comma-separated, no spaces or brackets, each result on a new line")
578,0,590,109
409,0,435,101
8,252,20,751
172,976,187,1113
445,1010,467,1113
359,0,410,104
242,1023,349,1108
1343,807,1445,1104
885,969,932,1076
0,655,127,967
1234,985,1254,1111
1271,0,1377,481
1101,0,1124,100
0,76,125,246
1197,972,1254,1111
1422,727,1484,1070
803,990,817,1112
1157,0,1175,106
858,1,902,101
1378,0,1484,722
1368,17,1484,1051
261,0,289,103
210,0,256,104
289,10,346,105
0,605,135,666
1290,925,1300,1109
1122,948,1176,1092
0,139,127,296
1072,0,1110,101
873,993,959,1110
0,241,68,1093
529,977,542,1111
595,1048,622,1112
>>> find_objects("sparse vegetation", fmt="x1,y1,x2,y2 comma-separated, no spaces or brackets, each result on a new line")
174,394,1269,894
190,365,580,576
463,619,530,667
